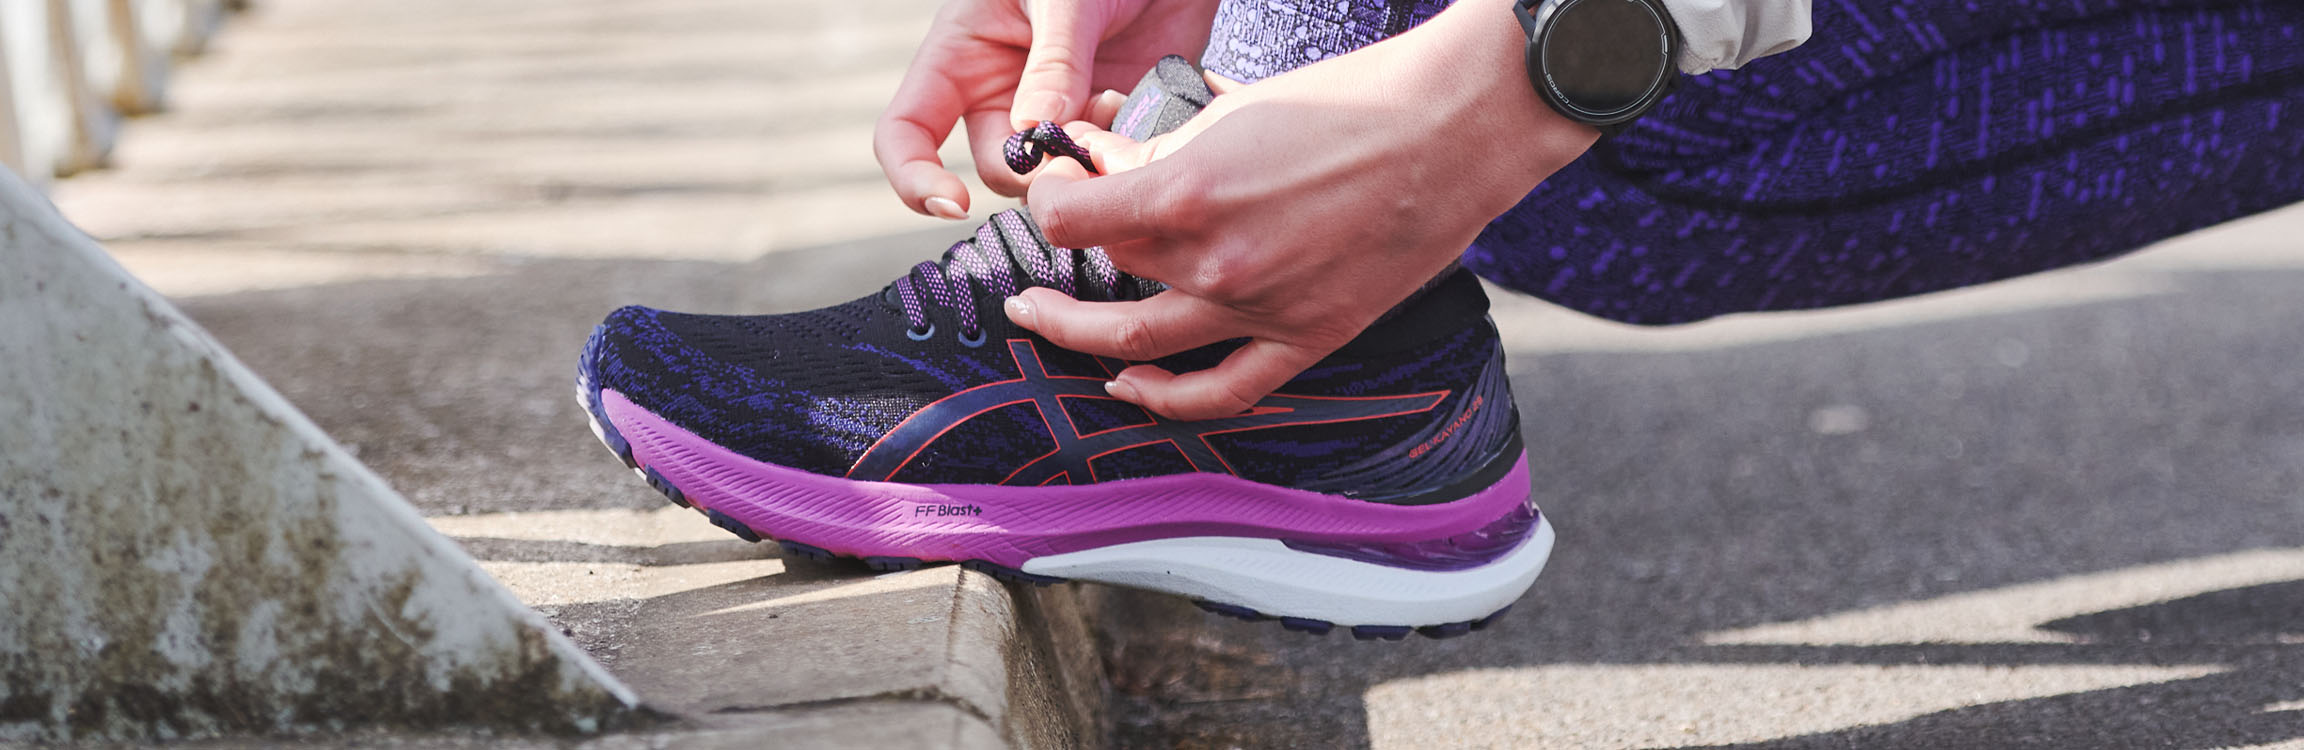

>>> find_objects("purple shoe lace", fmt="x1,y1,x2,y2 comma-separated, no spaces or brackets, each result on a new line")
1002,121,1098,175
890,123,1123,342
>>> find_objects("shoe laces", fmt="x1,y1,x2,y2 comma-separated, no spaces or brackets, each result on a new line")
890,123,1125,343
1003,121,1099,175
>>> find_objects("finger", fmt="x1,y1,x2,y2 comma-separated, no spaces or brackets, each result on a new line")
1004,287,1241,361
1095,236,1186,282
875,47,975,217
1107,339,1329,421
1057,121,1154,173
1085,89,1127,128
1204,70,1245,95
965,108,1032,198
1026,156,1178,248
876,113,973,219
1011,0,1104,130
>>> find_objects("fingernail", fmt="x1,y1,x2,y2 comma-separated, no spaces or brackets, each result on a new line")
1104,379,1140,402
924,196,966,220
1003,295,1035,327
1017,92,1069,128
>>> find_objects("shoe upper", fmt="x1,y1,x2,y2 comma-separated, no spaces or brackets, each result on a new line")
583,56,1522,503
589,257,1518,500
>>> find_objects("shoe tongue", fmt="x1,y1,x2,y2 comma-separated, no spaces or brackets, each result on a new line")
1111,55,1214,141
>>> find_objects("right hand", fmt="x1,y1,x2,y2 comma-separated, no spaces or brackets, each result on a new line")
1007,2,1598,420
874,0,1222,221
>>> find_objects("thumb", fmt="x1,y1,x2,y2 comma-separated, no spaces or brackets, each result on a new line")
1011,0,1105,131
1058,121,1157,174
1027,156,1176,249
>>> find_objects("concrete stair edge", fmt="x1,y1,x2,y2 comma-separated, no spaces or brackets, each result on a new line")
0,165,642,743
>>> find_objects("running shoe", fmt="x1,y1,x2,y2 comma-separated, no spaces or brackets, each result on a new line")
576,56,1551,639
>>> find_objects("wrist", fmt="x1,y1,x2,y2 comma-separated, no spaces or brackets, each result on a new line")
1396,0,1600,194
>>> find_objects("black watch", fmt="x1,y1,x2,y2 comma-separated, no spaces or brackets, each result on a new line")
1511,0,1683,135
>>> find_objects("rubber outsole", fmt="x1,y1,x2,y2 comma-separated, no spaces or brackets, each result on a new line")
1194,600,1509,640
577,358,1517,641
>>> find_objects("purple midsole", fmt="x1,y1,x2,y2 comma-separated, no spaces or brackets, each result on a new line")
604,388,1533,568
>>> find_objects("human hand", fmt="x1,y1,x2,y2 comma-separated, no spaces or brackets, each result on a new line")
874,0,1222,221
1004,0,1599,420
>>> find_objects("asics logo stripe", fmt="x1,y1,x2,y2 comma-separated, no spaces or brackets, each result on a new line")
846,339,1448,485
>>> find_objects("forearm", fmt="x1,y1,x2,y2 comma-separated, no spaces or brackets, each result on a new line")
1352,0,1812,207
1379,0,1601,215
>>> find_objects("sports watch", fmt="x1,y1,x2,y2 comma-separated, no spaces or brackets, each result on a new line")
1511,0,1683,135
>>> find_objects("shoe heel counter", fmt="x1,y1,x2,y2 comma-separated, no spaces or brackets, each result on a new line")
1413,331,1519,469
1308,323,1522,503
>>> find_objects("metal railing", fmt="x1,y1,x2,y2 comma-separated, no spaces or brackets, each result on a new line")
0,0,237,186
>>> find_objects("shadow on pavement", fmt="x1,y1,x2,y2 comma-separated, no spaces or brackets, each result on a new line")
2040,581,2304,643
1103,262,2304,749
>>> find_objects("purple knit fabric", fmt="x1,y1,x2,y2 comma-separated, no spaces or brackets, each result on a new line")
1202,0,2304,324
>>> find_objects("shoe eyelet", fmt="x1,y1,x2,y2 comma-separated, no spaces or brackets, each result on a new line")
905,323,935,341
957,327,989,348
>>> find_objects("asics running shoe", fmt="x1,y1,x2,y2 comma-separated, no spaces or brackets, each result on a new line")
576,57,1551,639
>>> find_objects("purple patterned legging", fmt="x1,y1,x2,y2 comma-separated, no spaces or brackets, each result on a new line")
1204,0,2304,324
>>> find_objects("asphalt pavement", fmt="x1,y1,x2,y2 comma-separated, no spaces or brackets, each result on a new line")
1100,208,2304,749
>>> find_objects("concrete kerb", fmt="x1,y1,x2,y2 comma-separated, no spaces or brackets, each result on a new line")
0,167,642,742
947,573,1109,749
451,510,1117,748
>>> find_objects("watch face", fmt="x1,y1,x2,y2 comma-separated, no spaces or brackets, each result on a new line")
1541,0,1670,118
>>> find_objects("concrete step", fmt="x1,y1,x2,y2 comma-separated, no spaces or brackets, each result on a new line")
0,165,640,743
424,507,1108,748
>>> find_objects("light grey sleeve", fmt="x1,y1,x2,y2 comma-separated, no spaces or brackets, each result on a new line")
1660,0,1813,74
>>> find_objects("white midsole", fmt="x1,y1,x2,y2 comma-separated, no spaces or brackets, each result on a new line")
1020,514,1554,626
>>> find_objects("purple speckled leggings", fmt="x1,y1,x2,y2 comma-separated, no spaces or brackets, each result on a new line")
1205,0,2304,324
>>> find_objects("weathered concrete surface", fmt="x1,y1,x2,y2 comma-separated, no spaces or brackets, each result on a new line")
0,168,641,743
63,701,1012,749
424,507,1108,749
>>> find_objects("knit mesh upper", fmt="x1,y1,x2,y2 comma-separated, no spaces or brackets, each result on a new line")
587,263,1518,498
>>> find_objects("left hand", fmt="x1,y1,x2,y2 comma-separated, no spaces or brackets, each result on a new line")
873,0,1223,220
1003,0,1599,420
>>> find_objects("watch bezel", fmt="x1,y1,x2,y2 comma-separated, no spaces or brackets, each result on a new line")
1515,0,1681,130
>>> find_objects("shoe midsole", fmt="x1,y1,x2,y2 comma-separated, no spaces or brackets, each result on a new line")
602,388,1535,569
1021,523,1553,626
